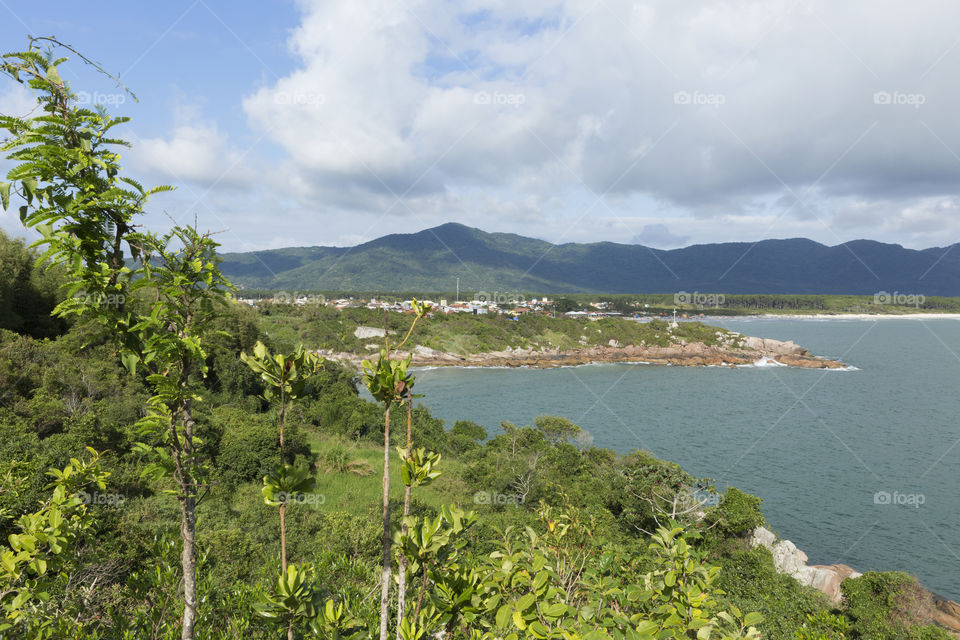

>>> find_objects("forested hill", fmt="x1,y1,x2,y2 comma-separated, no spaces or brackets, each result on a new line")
219,223,960,295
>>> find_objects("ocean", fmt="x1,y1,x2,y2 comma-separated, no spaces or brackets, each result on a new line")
410,317,960,599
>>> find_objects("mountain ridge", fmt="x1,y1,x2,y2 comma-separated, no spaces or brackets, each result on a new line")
219,223,960,295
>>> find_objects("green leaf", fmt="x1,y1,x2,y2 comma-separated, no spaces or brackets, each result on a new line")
0,182,9,210
496,604,512,629
512,609,526,630
121,353,139,376
743,612,763,627
21,177,36,204
532,570,550,592
516,593,536,612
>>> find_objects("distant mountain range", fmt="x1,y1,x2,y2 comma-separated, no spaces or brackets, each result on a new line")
219,223,960,295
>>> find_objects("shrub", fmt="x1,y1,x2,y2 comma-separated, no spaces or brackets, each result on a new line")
213,406,310,486
710,487,766,536
714,546,830,640
841,572,953,640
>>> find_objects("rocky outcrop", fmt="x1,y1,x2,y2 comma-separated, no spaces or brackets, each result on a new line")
750,527,960,637
750,527,862,603
318,335,847,370
932,596,960,636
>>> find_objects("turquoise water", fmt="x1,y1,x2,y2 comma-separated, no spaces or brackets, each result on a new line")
410,318,960,599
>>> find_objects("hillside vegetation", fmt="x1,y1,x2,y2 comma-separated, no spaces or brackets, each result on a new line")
257,304,742,356
0,41,953,640
218,223,960,295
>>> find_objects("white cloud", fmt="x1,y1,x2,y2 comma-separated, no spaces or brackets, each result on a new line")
0,83,37,118
132,120,253,188
229,0,960,250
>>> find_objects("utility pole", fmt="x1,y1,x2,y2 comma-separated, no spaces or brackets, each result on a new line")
456,277,459,302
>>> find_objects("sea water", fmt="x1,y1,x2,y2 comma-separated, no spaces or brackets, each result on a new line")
411,318,960,599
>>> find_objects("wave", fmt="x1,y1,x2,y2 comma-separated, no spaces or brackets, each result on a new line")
739,356,788,368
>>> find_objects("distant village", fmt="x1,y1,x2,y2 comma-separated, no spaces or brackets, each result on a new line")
232,292,697,320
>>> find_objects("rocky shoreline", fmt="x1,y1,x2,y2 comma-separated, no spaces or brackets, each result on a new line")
750,527,960,636
318,335,848,370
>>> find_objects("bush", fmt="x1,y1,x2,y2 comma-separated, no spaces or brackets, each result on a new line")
841,572,953,640
710,487,766,536
213,406,311,486
714,546,830,640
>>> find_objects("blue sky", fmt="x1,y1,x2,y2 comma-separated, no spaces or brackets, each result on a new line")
1,2,297,138
3,0,960,252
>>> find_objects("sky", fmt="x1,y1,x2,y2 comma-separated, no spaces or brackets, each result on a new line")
2,0,960,253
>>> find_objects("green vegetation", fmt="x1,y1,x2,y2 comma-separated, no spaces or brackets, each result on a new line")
841,572,953,640
0,38,954,640
215,224,960,297
245,290,960,317
257,304,743,356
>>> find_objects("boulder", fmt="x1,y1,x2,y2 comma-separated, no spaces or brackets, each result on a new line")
749,527,861,604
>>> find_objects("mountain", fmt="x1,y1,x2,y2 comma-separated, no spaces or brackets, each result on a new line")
219,223,960,295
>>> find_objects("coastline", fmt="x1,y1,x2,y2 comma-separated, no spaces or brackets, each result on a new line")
700,312,960,320
750,526,960,636
319,334,849,370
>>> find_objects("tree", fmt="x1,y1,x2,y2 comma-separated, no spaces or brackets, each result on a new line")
0,231,65,338
1,39,227,640
360,300,430,640
533,415,582,445
241,341,323,640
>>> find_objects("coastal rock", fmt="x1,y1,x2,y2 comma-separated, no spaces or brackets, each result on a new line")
316,334,846,370
742,336,807,356
750,527,861,604
808,564,863,603
749,527,960,637
932,596,960,635
410,345,465,363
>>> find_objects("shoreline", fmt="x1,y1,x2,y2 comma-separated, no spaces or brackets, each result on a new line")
750,526,960,636
699,312,960,320
319,334,849,370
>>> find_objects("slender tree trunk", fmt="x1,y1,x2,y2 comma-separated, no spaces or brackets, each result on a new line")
279,389,287,460
179,493,197,640
396,399,413,639
413,565,429,619
379,404,392,640
279,391,293,640
177,398,198,640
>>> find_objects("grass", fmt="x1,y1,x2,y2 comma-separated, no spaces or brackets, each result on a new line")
305,430,469,515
